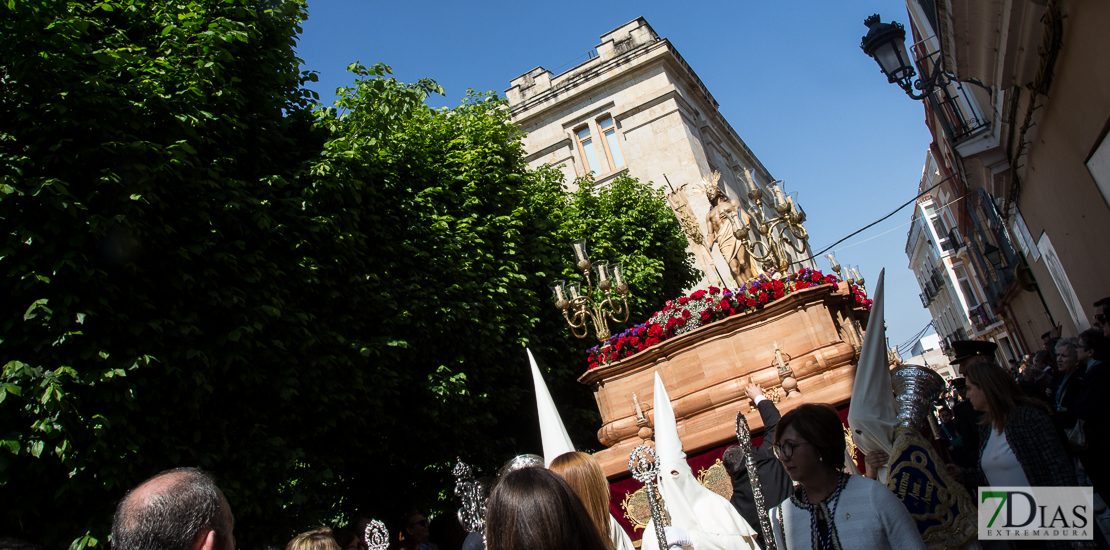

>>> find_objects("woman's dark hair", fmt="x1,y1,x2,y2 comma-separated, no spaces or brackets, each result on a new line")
485,467,609,550
773,403,846,469
965,362,1049,431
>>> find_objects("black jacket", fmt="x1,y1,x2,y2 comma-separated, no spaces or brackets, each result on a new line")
729,400,793,545
1051,363,1087,431
1074,359,1109,497
951,398,982,469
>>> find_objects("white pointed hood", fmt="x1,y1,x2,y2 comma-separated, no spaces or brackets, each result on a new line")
641,373,758,550
528,349,636,550
846,269,897,482
528,348,575,467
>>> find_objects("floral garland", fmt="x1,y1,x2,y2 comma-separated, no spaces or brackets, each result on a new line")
586,268,872,370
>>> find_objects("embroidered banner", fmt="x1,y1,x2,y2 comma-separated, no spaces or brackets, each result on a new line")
886,426,977,550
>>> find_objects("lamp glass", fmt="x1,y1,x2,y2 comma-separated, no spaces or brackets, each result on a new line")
611,263,625,287
549,280,566,303
566,283,582,300
571,239,589,262
874,40,903,81
593,260,610,281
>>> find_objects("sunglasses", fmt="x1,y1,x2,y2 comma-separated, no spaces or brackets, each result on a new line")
408,519,429,528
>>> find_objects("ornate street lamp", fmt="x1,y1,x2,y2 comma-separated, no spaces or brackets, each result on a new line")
982,243,1004,269
550,239,630,343
860,14,948,100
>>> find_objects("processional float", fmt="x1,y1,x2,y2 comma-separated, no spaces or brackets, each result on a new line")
540,170,971,547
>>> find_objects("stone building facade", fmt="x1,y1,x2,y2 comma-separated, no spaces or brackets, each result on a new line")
506,17,814,286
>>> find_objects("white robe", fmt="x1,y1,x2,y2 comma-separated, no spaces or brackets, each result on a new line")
641,374,760,550
610,514,635,550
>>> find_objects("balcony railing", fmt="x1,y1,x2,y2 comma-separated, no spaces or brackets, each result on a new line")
928,82,990,144
930,269,946,290
968,189,1020,309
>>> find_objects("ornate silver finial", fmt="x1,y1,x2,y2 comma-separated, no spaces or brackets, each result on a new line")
736,411,777,550
364,519,388,550
453,458,486,533
628,445,668,550
891,365,946,432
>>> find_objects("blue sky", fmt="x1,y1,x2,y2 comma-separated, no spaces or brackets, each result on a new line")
296,0,937,352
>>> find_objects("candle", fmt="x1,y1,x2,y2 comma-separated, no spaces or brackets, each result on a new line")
568,284,581,300
572,239,588,262
595,260,609,281
633,393,644,419
552,281,566,302
774,342,786,371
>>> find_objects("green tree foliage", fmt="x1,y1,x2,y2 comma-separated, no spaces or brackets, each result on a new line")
0,1,699,547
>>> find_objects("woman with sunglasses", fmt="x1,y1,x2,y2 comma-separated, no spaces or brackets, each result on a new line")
769,404,925,550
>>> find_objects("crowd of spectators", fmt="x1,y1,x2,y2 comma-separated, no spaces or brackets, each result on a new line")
939,294,1110,529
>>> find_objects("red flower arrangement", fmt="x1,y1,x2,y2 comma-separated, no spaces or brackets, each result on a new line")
585,268,872,370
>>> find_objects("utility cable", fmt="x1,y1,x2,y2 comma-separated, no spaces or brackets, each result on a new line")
896,321,936,357
830,185,971,254
788,172,958,268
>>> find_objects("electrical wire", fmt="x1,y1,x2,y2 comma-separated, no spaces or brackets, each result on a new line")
830,184,971,254
896,321,936,357
788,172,958,268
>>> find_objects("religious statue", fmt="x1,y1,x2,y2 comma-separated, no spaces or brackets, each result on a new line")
664,183,721,287
702,171,758,284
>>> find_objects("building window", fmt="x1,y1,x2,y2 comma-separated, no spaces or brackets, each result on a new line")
598,116,625,170
954,265,979,308
931,215,954,252
576,126,602,175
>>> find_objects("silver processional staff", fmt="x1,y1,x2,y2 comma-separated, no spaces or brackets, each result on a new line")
629,444,669,550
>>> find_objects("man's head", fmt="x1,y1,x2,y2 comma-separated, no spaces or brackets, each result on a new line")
1079,328,1107,363
721,445,747,478
1094,297,1110,338
705,184,721,204
949,377,967,399
111,467,234,550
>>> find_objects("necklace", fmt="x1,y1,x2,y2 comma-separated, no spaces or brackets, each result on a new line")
789,472,849,550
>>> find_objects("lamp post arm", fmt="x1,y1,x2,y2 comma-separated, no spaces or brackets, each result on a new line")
904,56,949,100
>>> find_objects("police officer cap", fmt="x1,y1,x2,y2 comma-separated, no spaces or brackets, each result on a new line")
951,340,997,364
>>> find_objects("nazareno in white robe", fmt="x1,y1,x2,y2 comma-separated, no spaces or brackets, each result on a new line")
639,373,760,550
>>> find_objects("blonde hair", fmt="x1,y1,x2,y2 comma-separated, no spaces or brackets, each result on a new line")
549,451,613,549
286,527,341,550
